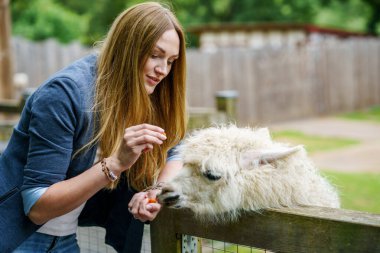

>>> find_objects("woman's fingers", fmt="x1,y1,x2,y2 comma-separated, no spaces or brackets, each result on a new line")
128,192,146,213
129,134,164,147
116,124,166,167
128,192,162,222
125,129,166,143
143,203,161,221
127,123,165,134
123,125,167,151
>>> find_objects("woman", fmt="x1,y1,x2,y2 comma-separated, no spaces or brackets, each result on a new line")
0,2,187,252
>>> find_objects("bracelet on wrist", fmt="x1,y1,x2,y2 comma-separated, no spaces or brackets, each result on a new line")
101,158,118,182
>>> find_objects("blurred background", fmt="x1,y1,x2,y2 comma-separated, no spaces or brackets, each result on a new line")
2,0,380,124
1,0,379,252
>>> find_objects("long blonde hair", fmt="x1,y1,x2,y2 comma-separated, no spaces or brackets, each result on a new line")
82,2,187,190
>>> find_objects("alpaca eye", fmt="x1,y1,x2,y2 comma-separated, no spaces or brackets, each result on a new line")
203,170,222,181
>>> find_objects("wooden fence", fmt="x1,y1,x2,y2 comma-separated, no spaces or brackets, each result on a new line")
10,37,380,124
151,207,380,253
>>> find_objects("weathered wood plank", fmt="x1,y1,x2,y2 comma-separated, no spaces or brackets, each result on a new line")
150,209,181,253
152,207,380,253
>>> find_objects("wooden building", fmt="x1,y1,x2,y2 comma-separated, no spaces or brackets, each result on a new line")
187,23,371,51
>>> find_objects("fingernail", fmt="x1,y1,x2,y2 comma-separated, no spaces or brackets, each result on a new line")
146,204,153,210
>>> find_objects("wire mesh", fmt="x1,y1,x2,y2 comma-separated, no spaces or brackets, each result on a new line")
77,225,152,253
200,238,269,253
77,226,269,253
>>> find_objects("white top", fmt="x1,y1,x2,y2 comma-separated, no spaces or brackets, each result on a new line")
37,202,86,236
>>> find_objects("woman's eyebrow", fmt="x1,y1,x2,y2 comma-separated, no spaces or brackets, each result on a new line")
155,45,179,58
155,45,166,53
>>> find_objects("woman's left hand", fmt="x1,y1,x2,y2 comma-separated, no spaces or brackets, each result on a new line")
128,190,161,222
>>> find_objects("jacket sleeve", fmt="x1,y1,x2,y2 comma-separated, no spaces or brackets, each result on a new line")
21,77,82,191
21,187,47,215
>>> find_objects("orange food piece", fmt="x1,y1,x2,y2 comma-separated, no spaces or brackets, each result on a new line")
148,198,157,203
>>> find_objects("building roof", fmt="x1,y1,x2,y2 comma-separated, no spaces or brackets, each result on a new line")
187,23,372,38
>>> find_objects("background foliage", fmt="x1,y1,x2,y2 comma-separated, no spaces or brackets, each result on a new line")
10,0,380,46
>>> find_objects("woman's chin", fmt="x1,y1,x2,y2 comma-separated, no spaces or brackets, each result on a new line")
144,84,156,95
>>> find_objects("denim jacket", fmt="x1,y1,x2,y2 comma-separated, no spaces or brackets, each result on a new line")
0,55,145,253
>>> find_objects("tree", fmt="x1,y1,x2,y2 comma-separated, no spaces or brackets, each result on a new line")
320,0,380,34
171,0,320,25
81,0,127,45
11,0,86,43
362,0,380,34
10,0,378,46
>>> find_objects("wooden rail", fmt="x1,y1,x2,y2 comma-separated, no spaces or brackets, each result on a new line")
150,207,380,253
0,88,34,114
0,99,22,113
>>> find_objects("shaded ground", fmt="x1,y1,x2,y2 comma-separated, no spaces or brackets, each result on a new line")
269,117,380,173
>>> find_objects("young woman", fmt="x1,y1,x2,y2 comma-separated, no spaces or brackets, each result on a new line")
0,2,187,252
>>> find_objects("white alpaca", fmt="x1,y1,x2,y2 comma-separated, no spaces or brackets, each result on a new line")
158,125,340,222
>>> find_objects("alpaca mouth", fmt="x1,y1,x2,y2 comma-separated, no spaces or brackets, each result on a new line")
157,193,181,207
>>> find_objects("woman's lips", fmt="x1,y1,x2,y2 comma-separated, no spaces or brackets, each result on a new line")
147,75,160,85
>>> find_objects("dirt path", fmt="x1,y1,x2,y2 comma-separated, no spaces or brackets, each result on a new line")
269,117,380,173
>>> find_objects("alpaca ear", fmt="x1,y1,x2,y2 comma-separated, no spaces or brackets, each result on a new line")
239,145,303,168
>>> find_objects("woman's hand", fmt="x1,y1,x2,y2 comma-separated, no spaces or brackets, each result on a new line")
128,190,162,222
111,124,166,173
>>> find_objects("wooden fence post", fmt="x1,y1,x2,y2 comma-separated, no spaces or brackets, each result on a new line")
150,209,181,253
0,0,13,99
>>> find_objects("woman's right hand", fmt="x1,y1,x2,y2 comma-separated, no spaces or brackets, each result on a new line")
111,124,166,173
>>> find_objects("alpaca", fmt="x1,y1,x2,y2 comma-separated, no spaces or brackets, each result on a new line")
158,125,340,222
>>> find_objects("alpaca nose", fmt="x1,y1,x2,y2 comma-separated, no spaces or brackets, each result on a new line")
162,194,180,206
160,185,174,195
157,185,180,206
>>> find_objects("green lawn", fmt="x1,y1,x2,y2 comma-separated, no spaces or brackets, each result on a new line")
271,130,360,154
322,170,380,214
272,130,380,214
339,105,380,122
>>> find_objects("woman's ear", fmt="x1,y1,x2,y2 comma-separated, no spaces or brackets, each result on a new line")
239,145,303,168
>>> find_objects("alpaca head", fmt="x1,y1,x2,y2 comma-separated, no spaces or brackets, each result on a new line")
158,125,339,222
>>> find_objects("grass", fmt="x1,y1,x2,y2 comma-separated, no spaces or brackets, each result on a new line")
272,130,380,214
271,130,360,154
339,105,380,122
322,170,380,214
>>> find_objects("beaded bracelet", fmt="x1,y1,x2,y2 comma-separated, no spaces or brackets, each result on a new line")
101,158,118,182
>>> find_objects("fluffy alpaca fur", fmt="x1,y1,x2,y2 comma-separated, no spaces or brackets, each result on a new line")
158,125,340,222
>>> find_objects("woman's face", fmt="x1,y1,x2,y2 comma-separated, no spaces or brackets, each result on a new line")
143,29,180,95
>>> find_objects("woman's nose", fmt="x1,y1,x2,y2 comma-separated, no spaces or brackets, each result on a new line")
155,64,168,76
